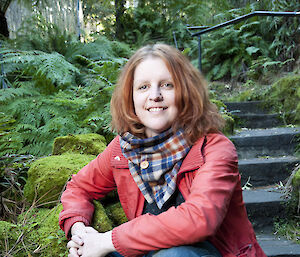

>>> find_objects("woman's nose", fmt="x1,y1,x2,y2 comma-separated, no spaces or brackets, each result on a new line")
149,86,163,102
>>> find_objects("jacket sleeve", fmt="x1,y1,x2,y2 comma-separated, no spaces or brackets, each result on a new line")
59,137,118,237
111,133,239,257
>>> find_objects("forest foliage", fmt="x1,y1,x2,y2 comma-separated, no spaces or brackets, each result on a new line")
0,0,300,255
0,0,300,157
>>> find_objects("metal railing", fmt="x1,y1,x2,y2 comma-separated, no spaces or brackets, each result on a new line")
187,11,300,71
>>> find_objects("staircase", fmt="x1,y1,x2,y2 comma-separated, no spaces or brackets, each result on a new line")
225,101,300,257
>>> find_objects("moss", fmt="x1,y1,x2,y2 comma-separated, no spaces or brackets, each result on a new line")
266,75,300,124
274,219,300,244
0,206,68,256
29,205,68,257
105,202,128,226
293,167,300,188
52,133,106,155
24,153,95,207
0,200,127,256
0,221,19,254
222,114,235,136
9,205,68,256
292,167,300,205
91,200,113,232
211,99,226,110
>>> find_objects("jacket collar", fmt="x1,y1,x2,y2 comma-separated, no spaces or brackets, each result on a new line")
111,135,206,173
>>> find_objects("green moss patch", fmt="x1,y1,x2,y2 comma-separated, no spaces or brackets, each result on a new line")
24,153,95,207
0,206,68,257
91,199,128,233
293,167,300,189
52,133,106,155
0,221,19,255
266,75,300,124
222,114,235,136
91,200,114,232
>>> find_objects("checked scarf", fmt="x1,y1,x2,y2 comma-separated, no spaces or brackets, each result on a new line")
120,128,191,209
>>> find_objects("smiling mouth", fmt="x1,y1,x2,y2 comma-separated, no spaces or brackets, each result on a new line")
147,107,167,112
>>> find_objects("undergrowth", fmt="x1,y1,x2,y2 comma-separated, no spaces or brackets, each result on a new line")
0,20,131,156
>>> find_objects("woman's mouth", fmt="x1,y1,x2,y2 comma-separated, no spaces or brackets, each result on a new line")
147,107,167,112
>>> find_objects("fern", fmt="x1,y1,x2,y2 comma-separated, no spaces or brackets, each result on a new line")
0,21,132,156
0,84,39,103
1,48,79,89
199,0,300,81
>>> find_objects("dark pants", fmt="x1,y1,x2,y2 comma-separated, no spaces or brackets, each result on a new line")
107,241,222,257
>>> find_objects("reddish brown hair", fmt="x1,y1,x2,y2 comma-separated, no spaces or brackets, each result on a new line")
111,44,224,144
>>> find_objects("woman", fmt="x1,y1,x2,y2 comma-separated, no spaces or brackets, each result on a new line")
59,44,266,257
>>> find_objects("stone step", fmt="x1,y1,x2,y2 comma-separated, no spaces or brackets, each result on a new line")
243,188,287,234
234,113,284,129
224,101,268,114
243,189,300,256
257,234,300,257
230,127,300,159
239,156,299,187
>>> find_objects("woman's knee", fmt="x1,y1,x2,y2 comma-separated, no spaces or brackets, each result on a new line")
149,245,217,257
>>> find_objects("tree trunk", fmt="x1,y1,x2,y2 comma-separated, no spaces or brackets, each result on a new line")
0,0,12,37
115,0,125,40
0,10,9,37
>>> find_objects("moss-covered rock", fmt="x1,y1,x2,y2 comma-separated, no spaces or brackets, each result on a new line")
91,200,114,232
91,198,128,233
52,133,106,155
222,114,235,136
0,201,127,256
24,153,95,207
1,205,68,257
292,167,300,197
0,221,19,254
105,202,128,226
267,75,300,124
23,205,68,257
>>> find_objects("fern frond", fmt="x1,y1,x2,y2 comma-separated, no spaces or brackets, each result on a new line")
0,84,39,103
1,48,79,88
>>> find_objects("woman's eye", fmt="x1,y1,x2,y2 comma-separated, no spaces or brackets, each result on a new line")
138,85,148,90
162,83,174,88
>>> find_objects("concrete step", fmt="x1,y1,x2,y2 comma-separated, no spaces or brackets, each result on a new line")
239,156,299,187
224,101,268,114
257,234,300,257
243,188,288,233
224,101,284,128
234,113,284,129
230,127,300,159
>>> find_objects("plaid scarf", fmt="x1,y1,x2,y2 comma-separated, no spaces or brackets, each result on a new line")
120,128,191,209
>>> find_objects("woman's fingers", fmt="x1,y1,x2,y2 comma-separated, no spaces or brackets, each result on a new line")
67,240,81,249
77,248,83,256
71,235,84,246
68,247,80,257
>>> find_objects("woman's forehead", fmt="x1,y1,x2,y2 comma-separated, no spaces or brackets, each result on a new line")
133,57,173,82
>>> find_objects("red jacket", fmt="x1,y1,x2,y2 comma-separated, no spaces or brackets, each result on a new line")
59,133,266,257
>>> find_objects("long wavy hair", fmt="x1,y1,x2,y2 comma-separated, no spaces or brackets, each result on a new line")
111,44,224,144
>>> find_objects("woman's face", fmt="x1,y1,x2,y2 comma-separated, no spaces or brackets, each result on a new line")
133,57,178,138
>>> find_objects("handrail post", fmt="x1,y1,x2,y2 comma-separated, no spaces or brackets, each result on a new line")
198,35,202,71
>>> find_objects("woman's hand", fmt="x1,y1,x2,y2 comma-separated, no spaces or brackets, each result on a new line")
71,222,98,237
67,222,99,257
77,231,116,257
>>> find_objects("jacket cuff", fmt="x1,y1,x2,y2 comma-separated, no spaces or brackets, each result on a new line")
112,227,127,257
64,216,90,239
